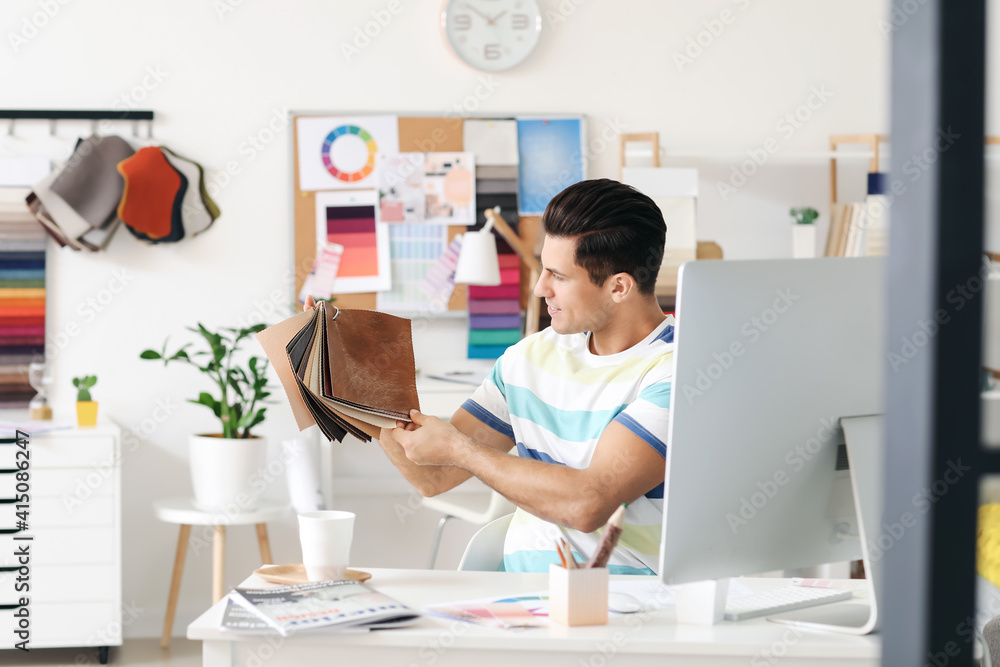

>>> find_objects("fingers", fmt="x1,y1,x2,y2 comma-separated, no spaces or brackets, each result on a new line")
303,296,316,312
409,409,426,426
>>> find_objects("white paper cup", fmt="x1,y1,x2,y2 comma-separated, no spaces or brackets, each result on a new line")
298,510,355,581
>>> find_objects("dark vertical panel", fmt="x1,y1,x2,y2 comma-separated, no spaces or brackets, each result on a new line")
884,1,985,666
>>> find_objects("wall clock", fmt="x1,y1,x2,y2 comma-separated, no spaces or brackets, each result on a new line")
441,0,542,72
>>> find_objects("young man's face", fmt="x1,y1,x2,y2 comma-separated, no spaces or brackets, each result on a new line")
534,234,614,336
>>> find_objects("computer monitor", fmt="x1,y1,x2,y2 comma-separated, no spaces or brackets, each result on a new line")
659,257,885,633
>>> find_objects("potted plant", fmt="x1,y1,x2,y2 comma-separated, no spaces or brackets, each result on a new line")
73,375,98,427
790,207,819,259
140,323,273,512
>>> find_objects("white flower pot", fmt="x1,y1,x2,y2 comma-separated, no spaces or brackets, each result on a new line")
792,225,817,258
189,434,268,512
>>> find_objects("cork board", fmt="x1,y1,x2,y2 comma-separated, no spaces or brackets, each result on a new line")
292,114,470,311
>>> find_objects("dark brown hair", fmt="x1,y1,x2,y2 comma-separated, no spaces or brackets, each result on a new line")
541,179,666,295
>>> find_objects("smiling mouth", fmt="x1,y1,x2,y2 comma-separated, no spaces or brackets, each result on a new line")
547,304,561,314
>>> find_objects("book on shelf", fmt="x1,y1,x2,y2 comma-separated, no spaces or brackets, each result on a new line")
227,579,419,636
823,203,847,257
825,201,887,258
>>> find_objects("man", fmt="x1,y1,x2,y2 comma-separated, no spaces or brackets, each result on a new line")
309,178,673,573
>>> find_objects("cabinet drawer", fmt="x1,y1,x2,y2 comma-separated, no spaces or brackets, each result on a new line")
0,602,121,648
9,496,116,528
0,468,115,499
27,438,117,469
0,564,117,603
0,528,117,566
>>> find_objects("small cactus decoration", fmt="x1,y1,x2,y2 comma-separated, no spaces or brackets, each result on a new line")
73,375,97,402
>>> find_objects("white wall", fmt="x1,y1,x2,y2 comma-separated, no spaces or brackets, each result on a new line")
0,0,894,638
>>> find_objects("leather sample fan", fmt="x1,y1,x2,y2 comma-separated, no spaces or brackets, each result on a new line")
256,302,420,442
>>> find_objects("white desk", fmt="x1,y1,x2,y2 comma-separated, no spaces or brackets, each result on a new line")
188,569,879,667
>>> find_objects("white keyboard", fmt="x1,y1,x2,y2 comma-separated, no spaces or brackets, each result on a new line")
724,586,853,622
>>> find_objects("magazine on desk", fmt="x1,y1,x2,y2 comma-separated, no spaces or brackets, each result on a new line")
227,579,419,636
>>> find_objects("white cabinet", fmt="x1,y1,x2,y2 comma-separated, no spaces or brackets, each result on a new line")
0,424,121,663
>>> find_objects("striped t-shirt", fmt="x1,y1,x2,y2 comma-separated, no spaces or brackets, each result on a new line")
462,316,674,574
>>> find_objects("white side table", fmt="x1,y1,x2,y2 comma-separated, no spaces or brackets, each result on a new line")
153,498,287,648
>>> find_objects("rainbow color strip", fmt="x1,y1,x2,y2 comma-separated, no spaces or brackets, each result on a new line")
321,125,377,183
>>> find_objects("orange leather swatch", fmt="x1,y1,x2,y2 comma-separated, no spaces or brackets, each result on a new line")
117,147,181,239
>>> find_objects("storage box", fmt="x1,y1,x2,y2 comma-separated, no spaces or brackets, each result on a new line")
548,564,608,626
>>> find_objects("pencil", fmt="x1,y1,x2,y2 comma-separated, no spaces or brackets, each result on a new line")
585,504,627,568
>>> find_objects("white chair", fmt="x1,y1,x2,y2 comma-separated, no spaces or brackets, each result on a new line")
457,513,515,571
422,490,515,568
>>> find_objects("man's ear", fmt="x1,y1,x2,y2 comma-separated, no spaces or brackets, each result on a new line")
608,272,637,303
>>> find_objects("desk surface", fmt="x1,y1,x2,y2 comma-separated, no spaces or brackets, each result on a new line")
188,569,880,667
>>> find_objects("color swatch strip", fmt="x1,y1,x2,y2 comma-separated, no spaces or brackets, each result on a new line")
0,201,46,407
325,204,378,278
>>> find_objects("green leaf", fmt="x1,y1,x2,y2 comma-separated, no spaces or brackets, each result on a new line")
140,350,162,360
191,392,221,418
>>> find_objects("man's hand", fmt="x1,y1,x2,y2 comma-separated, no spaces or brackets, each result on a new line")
303,295,317,312
392,409,466,467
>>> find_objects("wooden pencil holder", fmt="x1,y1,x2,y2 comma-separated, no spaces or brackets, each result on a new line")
548,564,608,626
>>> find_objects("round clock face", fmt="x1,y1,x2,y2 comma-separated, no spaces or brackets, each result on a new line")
442,0,542,72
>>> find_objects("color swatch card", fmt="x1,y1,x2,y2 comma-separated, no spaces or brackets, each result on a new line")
296,116,399,191
376,223,449,312
297,243,345,302
516,117,585,215
314,190,391,293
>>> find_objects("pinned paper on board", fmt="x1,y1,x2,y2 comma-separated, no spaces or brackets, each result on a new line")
424,152,476,225
314,190,391,293
420,234,463,304
296,116,399,191
463,119,519,166
377,153,425,223
298,243,345,302
376,223,450,312
516,117,585,215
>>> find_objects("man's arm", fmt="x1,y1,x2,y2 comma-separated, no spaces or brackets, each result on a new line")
391,411,665,533
376,408,516,497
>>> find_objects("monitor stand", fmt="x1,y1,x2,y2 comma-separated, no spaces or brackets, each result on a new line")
766,414,881,635
672,415,881,633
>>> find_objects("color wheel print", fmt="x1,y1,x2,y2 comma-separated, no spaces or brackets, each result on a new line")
321,124,377,183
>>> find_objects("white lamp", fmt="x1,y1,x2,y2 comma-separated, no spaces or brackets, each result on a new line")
454,206,545,335
454,212,502,286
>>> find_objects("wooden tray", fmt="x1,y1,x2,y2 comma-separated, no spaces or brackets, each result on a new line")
253,564,372,586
